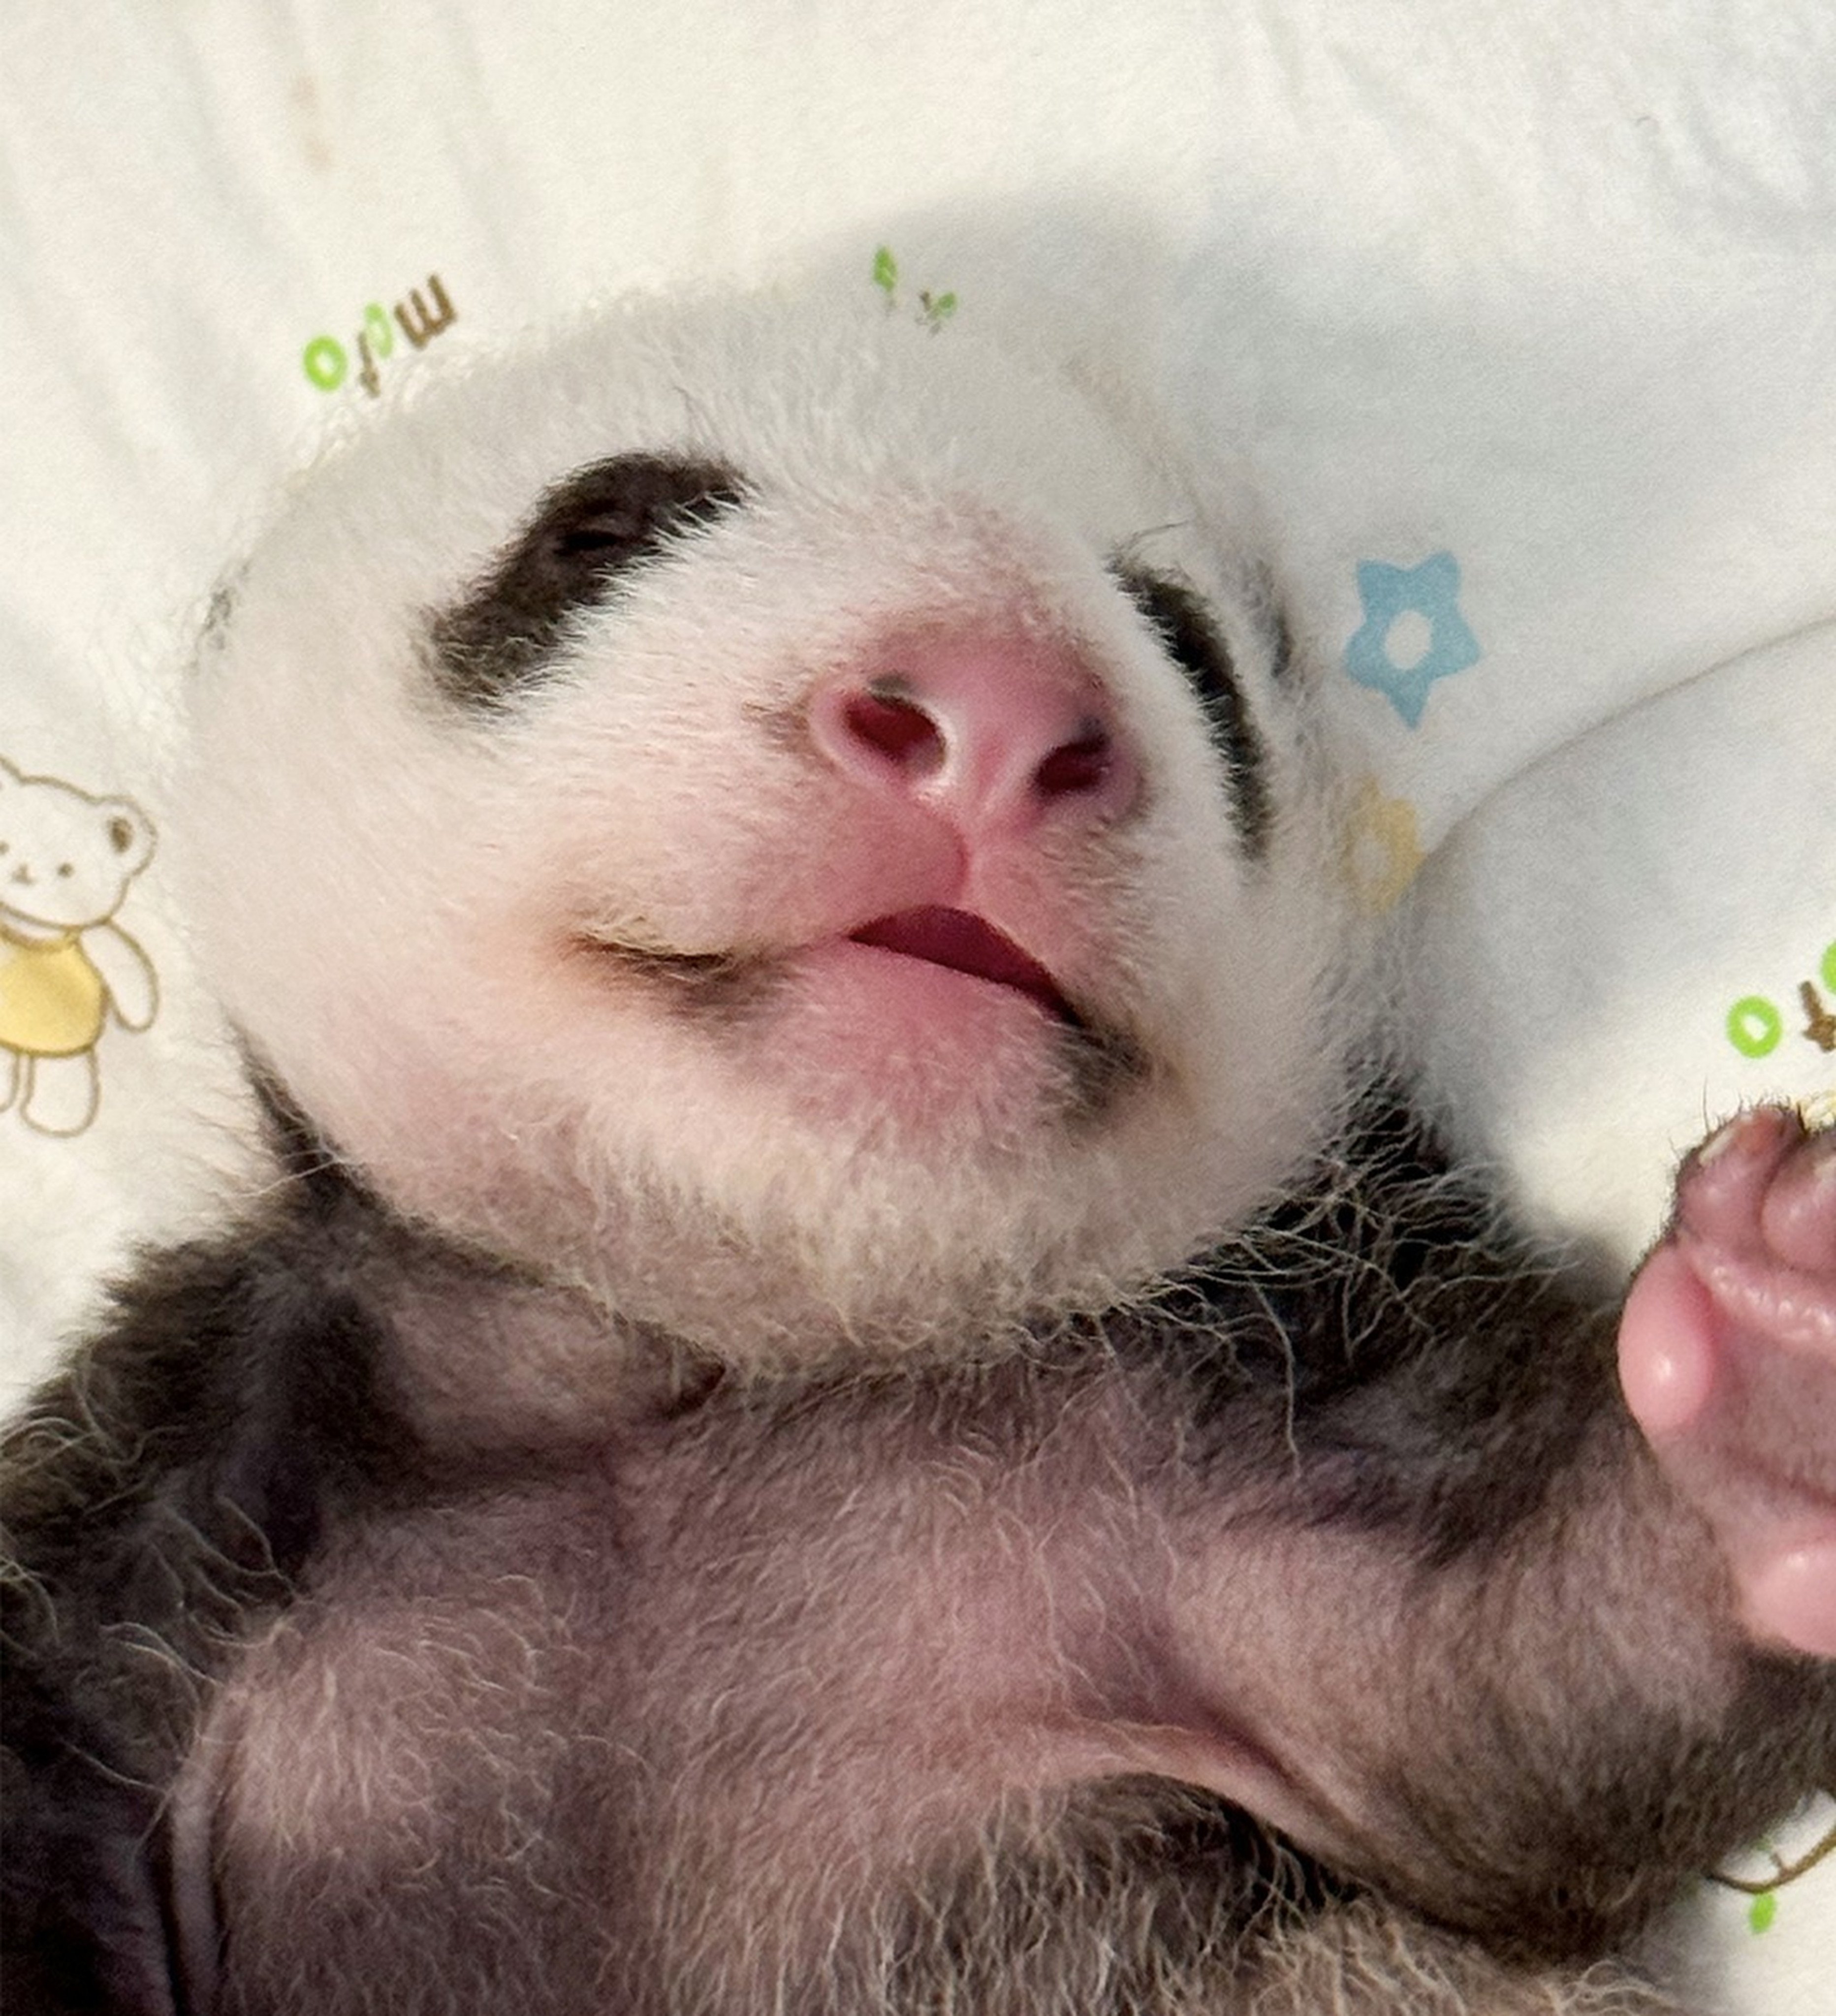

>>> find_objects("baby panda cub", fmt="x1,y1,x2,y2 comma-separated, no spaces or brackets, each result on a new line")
3,285,1833,2016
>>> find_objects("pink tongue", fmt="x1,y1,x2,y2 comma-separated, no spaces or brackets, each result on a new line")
850,908,1069,1017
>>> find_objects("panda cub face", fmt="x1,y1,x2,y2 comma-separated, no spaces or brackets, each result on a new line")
181,287,1349,1362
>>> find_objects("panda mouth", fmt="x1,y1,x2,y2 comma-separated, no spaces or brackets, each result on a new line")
847,907,1076,1024
576,909,1079,1028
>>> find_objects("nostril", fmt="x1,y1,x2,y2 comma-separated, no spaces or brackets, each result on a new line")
810,641,1141,832
1034,724,1114,799
843,686,946,775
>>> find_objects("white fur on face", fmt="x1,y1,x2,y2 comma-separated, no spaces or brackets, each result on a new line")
181,289,1350,1361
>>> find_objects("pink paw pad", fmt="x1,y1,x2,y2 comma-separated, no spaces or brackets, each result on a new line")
1619,1108,1836,1658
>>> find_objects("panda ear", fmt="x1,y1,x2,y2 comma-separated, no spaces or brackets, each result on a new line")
99,799,157,877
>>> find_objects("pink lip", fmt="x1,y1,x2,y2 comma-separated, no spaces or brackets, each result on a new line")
848,907,1073,1021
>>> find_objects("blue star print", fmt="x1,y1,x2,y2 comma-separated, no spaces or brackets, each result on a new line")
1343,552,1480,728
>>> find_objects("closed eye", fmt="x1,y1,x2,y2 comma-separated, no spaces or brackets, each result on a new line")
1109,565,1271,859
430,453,750,707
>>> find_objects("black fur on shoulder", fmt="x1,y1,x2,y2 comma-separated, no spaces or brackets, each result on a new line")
0,1171,408,2014
1141,1093,1621,1563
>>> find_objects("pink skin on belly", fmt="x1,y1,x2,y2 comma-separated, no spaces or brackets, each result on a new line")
1619,1109,1836,1657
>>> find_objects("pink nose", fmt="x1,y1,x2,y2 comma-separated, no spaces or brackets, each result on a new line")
808,633,1140,839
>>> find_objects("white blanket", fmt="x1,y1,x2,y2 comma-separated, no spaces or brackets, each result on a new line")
1164,10,1836,1260
2,3,1830,2005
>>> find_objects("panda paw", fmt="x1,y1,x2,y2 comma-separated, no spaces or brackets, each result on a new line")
1619,1106,1836,1659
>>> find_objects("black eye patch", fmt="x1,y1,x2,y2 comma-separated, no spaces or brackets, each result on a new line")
429,453,749,707
1110,565,1271,859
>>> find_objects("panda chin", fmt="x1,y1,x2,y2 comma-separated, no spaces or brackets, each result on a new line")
735,939,1063,1136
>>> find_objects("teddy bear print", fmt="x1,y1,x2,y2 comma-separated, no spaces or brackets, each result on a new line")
1,757,158,1136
